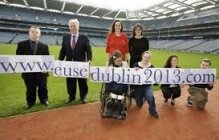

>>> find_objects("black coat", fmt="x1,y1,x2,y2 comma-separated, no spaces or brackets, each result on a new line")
59,34,92,62
16,39,50,78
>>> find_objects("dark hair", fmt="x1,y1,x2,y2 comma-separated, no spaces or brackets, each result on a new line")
132,23,143,36
108,50,122,66
164,55,179,68
110,20,123,33
201,58,211,66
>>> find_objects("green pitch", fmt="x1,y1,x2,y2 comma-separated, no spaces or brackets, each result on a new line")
0,44,218,118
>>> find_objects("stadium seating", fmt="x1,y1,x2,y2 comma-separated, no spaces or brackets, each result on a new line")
0,32,17,44
188,39,219,53
168,40,206,51
0,4,219,53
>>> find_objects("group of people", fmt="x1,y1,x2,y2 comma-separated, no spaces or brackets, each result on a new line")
16,19,215,119
16,19,92,109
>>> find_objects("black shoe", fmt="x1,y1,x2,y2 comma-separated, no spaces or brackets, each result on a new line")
42,101,49,106
112,110,123,119
81,99,87,104
187,97,193,107
171,99,175,105
114,114,123,120
65,98,74,104
103,110,113,118
25,104,33,109
164,98,168,103
152,113,159,119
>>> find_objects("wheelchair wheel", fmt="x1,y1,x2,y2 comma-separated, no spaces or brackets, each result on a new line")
100,95,106,118
121,111,127,119
100,104,105,118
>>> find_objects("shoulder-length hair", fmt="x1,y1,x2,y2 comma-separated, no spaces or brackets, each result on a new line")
164,55,179,68
132,23,143,36
110,20,123,33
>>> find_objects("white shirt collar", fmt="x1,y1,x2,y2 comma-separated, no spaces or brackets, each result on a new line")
72,33,79,37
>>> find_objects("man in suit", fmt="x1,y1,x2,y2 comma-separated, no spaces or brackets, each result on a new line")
16,25,50,109
59,19,92,104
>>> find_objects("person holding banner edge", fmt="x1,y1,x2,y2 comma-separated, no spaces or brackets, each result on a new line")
59,19,92,104
160,55,182,105
16,25,50,109
133,51,159,118
103,50,129,119
187,59,214,110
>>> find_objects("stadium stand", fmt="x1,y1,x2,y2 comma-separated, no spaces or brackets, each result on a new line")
0,1,219,53
0,32,17,44
188,39,219,52
168,40,207,50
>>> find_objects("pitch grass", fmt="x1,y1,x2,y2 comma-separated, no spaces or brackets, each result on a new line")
0,44,218,118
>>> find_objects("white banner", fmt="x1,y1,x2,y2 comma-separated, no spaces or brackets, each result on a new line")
90,67,142,85
0,55,216,84
0,55,54,73
53,61,89,78
90,67,216,84
141,68,216,84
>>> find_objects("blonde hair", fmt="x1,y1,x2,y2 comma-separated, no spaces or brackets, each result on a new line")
29,25,40,32
201,58,211,66
142,51,152,57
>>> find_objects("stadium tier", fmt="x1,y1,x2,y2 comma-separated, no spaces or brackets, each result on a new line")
0,3,219,53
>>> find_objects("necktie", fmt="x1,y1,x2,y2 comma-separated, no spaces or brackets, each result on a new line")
31,41,37,55
71,35,76,50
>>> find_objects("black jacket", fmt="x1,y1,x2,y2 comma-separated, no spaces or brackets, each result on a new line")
59,34,92,62
16,39,50,78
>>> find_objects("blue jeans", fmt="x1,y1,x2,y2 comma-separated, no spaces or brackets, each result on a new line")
134,85,158,116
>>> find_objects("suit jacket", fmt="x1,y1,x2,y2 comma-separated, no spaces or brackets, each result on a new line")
16,39,50,78
59,34,92,62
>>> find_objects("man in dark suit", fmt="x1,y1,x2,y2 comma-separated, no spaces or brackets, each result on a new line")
16,25,50,109
59,19,92,104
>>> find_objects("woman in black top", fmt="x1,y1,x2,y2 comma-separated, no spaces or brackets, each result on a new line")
129,23,149,68
160,55,181,105
129,23,149,97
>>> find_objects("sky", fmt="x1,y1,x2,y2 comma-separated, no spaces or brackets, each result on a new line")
62,0,166,10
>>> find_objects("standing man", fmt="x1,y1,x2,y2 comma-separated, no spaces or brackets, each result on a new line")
59,19,92,104
16,25,50,109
